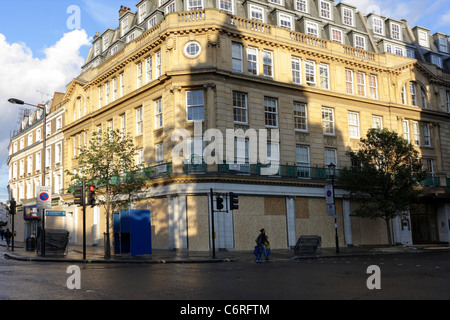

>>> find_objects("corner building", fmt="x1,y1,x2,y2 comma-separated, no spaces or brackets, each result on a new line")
62,1,450,252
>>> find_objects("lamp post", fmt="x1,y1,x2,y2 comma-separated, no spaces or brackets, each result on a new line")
328,162,340,254
8,98,47,256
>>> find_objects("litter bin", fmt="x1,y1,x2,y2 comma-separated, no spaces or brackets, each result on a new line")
26,236,36,251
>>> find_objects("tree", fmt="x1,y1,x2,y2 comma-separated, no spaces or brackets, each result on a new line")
338,128,429,246
66,129,148,258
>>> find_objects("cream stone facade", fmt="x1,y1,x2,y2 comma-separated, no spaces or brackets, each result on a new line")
9,2,450,252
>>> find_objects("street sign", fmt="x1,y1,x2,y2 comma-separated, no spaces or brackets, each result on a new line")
37,186,52,210
325,184,334,205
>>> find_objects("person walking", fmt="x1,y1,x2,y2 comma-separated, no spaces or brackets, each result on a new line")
4,228,12,250
255,228,270,261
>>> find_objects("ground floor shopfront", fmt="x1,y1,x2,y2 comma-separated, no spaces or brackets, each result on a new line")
9,180,450,252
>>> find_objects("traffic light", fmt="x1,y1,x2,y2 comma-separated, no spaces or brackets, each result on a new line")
9,200,16,215
87,185,96,206
229,192,239,210
73,185,85,206
216,196,224,210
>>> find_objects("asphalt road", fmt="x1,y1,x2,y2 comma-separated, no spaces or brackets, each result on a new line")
1,247,449,302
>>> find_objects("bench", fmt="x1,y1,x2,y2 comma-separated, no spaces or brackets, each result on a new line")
294,235,322,255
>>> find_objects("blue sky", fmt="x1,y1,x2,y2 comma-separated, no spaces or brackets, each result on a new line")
0,0,449,203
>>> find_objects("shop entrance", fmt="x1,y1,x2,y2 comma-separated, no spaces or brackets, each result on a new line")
411,203,439,244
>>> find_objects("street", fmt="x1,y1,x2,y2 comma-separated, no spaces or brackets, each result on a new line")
1,244,449,303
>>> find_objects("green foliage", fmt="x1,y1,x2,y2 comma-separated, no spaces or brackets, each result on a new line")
339,128,429,245
66,128,148,211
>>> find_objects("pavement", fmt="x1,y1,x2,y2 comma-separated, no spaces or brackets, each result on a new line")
1,239,449,264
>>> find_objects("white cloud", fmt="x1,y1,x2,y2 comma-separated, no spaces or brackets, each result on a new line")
0,29,90,201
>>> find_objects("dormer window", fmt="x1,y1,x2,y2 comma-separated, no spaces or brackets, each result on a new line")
103,34,109,51
148,16,157,28
418,30,428,47
320,0,332,20
121,16,129,37
295,0,307,12
354,34,366,50
342,7,353,26
94,42,101,56
128,32,135,43
390,22,401,40
139,2,147,23
439,36,448,53
372,17,384,35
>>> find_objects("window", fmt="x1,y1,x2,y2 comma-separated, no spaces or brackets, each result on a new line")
446,91,450,113
423,123,431,147
372,115,383,129
390,23,401,40
320,0,331,19
249,5,264,22
28,133,33,146
264,97,278,127
136,107,143,135
219,0,233,13
354,35,366,50
402,120,410,142
148,16,157,28
410,82,417,106
137,62,143,88
234,138,249,164
394,46,404,56
406,49,415,59
423,159,434,176
186,91,204,121
292,57,302,84
155,99,163,129
233,92,248,124
113,77,118,101
156,51,161,78
401,85,407,104
319,63,329,89
56,116,62,130
418,30,428,47
439,37,448,53
120,114,126,139
166,1,176,12
306,21,318,37
345,69,354,94
305,60,316,86
431,55,442,68
121,16,129,37
279,13,293,30
412,121,420,146
155,143,164,163
421,88,427,109
369,74,378,99
295,0,307,12
45,147,51,168
247,47,258,75
55,142,62,164
296,145,310,177
187,0,203,10
331,28,343,43
120,73,124,98
343,8,353,26
385,43,392,53
184,41,201,58
262,50,273,77
356,72,366,96
137,149,144,166
269,0,282,5
325,148,337,168
348,112,360,139
294,102,307,131
139,3,147,23
322,107,335,135
105,82,110,105
232,42,243,72
373,17,383,35
146,56,152,83
127,32,135,43
98,85,103,108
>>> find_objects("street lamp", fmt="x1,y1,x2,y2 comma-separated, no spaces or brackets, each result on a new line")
328,162,340,254
8,98,48,256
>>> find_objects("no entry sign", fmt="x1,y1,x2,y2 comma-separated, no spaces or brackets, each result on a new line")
37,186,52,209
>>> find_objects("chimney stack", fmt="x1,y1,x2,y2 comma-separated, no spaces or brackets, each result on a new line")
119,5,129,18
